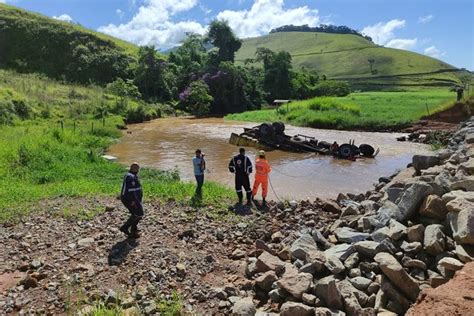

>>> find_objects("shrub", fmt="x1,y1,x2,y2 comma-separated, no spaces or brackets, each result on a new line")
313,80,351,97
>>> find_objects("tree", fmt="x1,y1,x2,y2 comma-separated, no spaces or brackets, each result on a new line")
135,46,174,101
256,49,293,101
179,80,213,117
206,20,242,67
107,78,141,114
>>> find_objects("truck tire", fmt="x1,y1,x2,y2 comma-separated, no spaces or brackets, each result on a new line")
359,144,375,157
318,141,331,149
259,123,274,137
272,122,285,135
338,144,353,159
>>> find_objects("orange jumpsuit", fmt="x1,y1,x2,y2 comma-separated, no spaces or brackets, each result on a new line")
252,158,271,198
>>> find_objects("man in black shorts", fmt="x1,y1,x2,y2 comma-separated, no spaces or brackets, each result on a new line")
228,148,253,206
119,162,143,238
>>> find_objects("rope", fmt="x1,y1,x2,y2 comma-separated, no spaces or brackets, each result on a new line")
268,175,283,202
270,166,321,179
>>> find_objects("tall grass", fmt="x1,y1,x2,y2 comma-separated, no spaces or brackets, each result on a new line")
226,89,456,130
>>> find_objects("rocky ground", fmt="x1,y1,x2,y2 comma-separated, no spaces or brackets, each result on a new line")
1,117,473,315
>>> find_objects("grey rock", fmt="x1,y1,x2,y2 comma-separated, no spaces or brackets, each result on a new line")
349,277,372,291
400,241,422,254
324,243,355,262
371,227,390,242
268,289,284,303
442,190,474,203
354,241,380,259
255,271,278,292
78,238,94,247
413,154,440,171
447,209,474,244
374,253,420,301
325,255,345,274
396,182,433,221
302,293,318,306
335,227,370,243
312,229,334,250
314,307,346,316
232,297,256,316
451,176,474,191
276,272,313,299
446,198,474,213
455,244,474,262
438,257,464,272
344,252,360,269
291,234,319,260
255,251,285,273
419,195,448,220
280,302,314,316
376,201,402,223
380,280,411,313
336,280,368,316
424,224,446,255
405,259,427,270
387,220,407,240
314,276,344,310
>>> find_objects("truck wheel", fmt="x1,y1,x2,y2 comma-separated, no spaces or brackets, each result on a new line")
259,123,274,137
338,144,353,158
359,144,375,157
272,122,285,135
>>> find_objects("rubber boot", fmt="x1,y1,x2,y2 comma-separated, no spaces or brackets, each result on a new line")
246,191,252,206
237,192,243,204
262,198,266,207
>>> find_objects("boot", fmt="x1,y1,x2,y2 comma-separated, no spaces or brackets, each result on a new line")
237,192,243,204
119,225,130,237
262,198,267,207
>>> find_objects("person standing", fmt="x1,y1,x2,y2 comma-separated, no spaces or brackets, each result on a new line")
252,150,271,206
192,149,206,197
119,162,143,239
228,148,253,205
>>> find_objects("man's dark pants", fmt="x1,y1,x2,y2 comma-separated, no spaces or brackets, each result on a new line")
121,201,143,233
235,173,251,203
195,174,204,196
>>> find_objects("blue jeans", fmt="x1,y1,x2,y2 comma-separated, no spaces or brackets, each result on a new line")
195,174,204,196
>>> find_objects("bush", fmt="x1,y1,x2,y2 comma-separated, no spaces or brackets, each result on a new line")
179,80,213,117
313,80,351,97
0,100,15,125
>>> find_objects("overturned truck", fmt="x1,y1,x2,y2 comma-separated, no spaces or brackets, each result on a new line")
229,122,379,159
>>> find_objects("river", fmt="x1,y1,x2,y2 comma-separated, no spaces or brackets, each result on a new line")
107,117,430,200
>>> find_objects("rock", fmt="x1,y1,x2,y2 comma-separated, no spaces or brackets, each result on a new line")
302,293,318,306
106,289,118,304
312,229,333,250
371,227,390,242
277,272,313,299
323,200,341,214
380,279,411,313
314,307,346,316
280,302,314,316
424,224,446,255
413,154,440,171
176,263,186,278
405,259,427,270
407,224,425,242
231,249,247,259
123,306,140,316
268,289,284,303
77,238,94,247
442,190,474,203
438,257,464,272
447,209,474,244
354,241,380,258
271,231,284,243
458,158,474,175
314,276,344,310
341,206,359,217
376,201,402,224
305,250,326,272
30,259,42,269
290,234,319,260
336,280,367,316
387,220,407,240
105,205,115,212
232,297,256,316
324,243,355,261
401,241,422,254
255,271,277,292
419,195,448,220
255,251,285,273
396,182,433,221
466,133,474,144
335,227,370,243
344,252,360,269
446,198,474,213
450,176,474,191
455,244,474,262
349,277,372,291
20,274,38,289
374,252,420,301
325,255,345,274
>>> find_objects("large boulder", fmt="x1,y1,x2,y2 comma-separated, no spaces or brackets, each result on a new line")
419,195,448,220
450,176,474,191
335,227,370,243
396,182,434,221
314,276,344,310
446,198,474,213
458,158,474,175
280,302,314,316
374,252,420,301
336,280,367,316
322,200,342,214
442,190,474,203
412,154,440,171
447,209,474,244
407,224,425,242
455,244,474,263
424,224,446,255
354,241,380,259
255,271,278,292
276,272,313,300
290,234,319,260
325,255,345,274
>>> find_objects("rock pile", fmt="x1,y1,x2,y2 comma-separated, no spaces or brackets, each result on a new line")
236,117,474,315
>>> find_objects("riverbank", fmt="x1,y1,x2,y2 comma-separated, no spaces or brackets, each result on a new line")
226,90,463,132
1,117,472,315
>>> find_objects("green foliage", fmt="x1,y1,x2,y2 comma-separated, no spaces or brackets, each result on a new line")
227,89,455,130
206,20,242,66
312,80,351,97
180,80,213,117
256,48,293,101
158,292,184,315
0,4,135,84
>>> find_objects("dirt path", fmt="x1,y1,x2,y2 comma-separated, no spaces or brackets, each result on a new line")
0,198,337,315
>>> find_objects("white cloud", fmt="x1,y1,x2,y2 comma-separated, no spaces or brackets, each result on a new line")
418,14,434,24
116,9,124,19
424,45,445,58
98,0,205,50
53,14,73,23
200,4,212,15
217,0,320,38
362,19,406,45
386,38,418,50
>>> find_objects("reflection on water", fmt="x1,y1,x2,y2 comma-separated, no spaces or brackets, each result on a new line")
108,117,430,200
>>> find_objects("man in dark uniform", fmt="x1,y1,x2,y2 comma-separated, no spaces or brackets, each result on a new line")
228,148,253,205
119,162,143,239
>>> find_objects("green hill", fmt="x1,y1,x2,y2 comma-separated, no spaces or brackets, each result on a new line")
235,32,468,90
0,3,139,84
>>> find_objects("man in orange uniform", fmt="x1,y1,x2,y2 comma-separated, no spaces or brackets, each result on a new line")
252,150,271,206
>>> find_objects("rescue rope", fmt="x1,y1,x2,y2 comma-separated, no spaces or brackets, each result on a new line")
270,166,321,179
268,175,283,203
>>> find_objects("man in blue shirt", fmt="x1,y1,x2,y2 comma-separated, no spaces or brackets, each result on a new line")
192,149,206,197
228,147,253,205
119,162,143,239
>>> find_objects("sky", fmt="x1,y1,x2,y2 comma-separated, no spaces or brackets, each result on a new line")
2,0,473,69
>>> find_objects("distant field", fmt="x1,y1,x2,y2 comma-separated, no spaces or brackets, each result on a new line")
236,32,468,89
226,89,456,130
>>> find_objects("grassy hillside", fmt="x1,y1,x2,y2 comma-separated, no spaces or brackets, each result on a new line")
226,89,457,130
0,3,138,84
235,32,468,89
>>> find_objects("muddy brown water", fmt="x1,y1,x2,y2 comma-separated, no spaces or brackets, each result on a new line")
108,117,430,200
